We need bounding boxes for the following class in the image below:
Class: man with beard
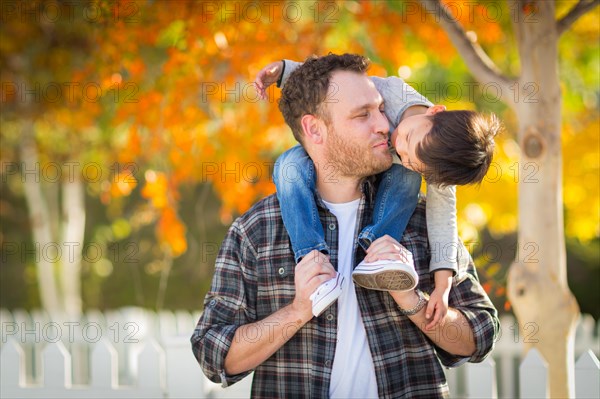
[191,53,499,398]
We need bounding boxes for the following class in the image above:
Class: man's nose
[374,110,389,136]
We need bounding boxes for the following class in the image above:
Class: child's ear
[427,105,446,115]
[300,114,326,144]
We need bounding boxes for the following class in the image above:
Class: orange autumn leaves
[97,0,510,259]
[96,1,333,256]
[74,0,596,263]
[106,162,187,259]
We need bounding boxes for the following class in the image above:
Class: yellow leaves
[454,113,599,243]
[457,131,519,237]
[463,203,488,229]
[486,262,501,278]
[157,20,187,49]
[569,219,600,242]
[407,52,428,70]
[562,117,600,241]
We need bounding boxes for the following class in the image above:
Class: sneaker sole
[352,270,416,292]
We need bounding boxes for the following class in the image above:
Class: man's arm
[224,251,335,375]
[365,235,499,363]
[191,219,335,385]
[191,222,254,386]
[391,289,475,356]
[223,304,305,375]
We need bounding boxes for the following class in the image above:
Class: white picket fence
[1,308,598,398]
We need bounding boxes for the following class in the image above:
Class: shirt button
[278,267,286,275]
[209,299,217,307]
[325,360,332,367]
[328,223,336,231]
[326,314,334,321]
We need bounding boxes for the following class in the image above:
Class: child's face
[391,105,446,173]
[391,114,431,173]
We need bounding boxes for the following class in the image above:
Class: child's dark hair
[417,111,501,185]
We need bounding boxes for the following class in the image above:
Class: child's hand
[254,61,284,100]
[425,286,450,330]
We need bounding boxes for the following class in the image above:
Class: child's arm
[426,270,452,330]
[374,74,460,325]
[369,76,433,129]
[426,184,458,274]
[275,60,434,124]
[253,59,300,99]
[254,61,284,99]
[277,60,302,88]
[423,185,459,329]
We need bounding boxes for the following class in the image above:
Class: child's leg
[358,164,422,250]
[352,164,422,292]
[274,145,329,263]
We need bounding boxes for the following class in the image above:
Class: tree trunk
[417,0,586,396]
[19,124,86,319]
[507,2,580,398]
[60,165,85,318]
[20,125,63,316]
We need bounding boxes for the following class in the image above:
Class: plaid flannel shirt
[191,180,499,398]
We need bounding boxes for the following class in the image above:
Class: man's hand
[254,61,284,100]
[224,250,335,375]
[364,234,413,264]
[364,235,422,310]
[291,250,337,322]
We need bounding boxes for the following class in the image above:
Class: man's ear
[426,105,446,115]
[300,114,326,144]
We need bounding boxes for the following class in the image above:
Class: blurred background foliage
[1,0,598,317]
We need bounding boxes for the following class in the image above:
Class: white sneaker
[352,259,418,292]
[309,273,344,317]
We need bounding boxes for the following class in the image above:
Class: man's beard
[324,125,392,179]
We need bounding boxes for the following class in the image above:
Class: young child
[255,59,499,328]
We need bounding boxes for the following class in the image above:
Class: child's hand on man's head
[254,61,284,100]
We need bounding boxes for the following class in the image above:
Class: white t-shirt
[323,199,379,399]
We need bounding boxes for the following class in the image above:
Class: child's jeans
[273,145,422,263]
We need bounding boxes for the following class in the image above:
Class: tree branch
[557,0,599,36]
[418,0,516,103]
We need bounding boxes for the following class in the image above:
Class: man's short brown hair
[278,53,370,144]
[417,111,501,186]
